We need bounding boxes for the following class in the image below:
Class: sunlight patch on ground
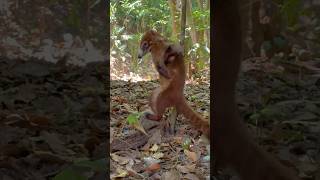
[111,71,156,82]
[111,55,158,82]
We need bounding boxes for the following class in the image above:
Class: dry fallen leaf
[143,157,160,166]
[133,119,148,136]
[152,152,164,159]
[145,163,161,173]
[41,131,69,155]
[111,153,130,165]
[141,129,162,151]
[150,144,159,152]
[122,103,135,113]
[176,164,196,174]
[127,169,145,179]
[184,173,200,180]
[28,114,50,127]
[184,149,199,162]
[162,169,181,180]
[110,167,128,178]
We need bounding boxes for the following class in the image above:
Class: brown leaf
[162,169,181,180]
[152,152,164,159]
[145,163,161,173]
[41,131,68,155]
[141,129,162,151]
[111,128,158,152]
[184,149,199,162]
[150,144,159,152]
[176,164,196,174]
[111,153,130,165]
[28,114,50,127]
[110,167,128,178]
[184,173,200,180]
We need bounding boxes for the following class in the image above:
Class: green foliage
[188,42,210,70]
[111,0,170,33]
[64,0,87,33]
[127,112,141,125]
[192,9,210,31]
[182,138,191,150]
[279,0,303,27]
[111,0,210,78]
[111,0,172,74]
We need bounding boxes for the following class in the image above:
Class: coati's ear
[165,44,183,64]
[150,29,157,34]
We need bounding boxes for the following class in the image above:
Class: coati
[213,0,300,179]
[138,30,172,79]
[138,30,210,138]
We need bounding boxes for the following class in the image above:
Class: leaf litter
[110,79,210,179]
[0,57,108,179]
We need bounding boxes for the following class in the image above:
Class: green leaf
[249,113,260,121]
[182,138,191,150]
[281,0,302,26]
[53,168,87,180]
[127,113,141,125]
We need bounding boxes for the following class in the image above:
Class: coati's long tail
[177,99,210,139]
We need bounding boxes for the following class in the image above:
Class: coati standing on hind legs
[138,30,210,138]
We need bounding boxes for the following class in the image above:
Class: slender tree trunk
[196,0,205,42]
[168,0,178,40]
[186,0,198,79]
[180,0,187,47]
[186,0,197,44]
[206,0,210,46]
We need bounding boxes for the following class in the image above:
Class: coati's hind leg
[144,87,172,121]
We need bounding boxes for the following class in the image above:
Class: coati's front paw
[156,65,171,79]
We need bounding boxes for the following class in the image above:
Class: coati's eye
[142,42,148,49]
[165,45,172,53]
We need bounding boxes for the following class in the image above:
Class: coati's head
[138,29,163,59]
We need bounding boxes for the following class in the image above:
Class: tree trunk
[180,0,187,47]
[196,0,205,42]
[206,0,210,46]
[186,0,197,44]
[186,0,198,79]
[168,0,178,40]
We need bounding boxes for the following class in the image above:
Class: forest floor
[0,56,318,180]
[110,78,210,179]
[224,57,320,179]
[110,56,320,180]
[0,57,108,179]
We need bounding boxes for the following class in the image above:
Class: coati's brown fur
[138,30,210,138]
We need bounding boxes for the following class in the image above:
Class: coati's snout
[138,41,150,59]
